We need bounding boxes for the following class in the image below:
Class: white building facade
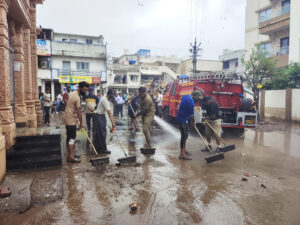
[218,49,245,75]
[245,0,299,67]
[37,30,107,100]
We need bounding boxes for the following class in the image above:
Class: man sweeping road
[176,91,202,160]
[202,96,222,153]
[93,89,116,154]
[134,87,155,150]
[63,81,89,163]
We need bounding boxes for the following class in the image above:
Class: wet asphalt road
[1,114,300,225]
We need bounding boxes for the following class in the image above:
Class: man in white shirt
[157,90,163,118]
[115,93,125,117]
[93,89,116,154]
[42,88,52,126]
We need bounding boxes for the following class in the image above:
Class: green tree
[241,47,277,110]
[265,63,300,89]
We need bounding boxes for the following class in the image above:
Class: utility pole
[190,38,201,76]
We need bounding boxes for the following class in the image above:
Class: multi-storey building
[37,30,107,100]
[103,50,180,94]
[245,0,300,67]
[218,49,245,76]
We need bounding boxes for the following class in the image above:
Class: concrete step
[6,147,61,160]
[6,155,62,170]
[14,140,60,150]
[16,134,60,143]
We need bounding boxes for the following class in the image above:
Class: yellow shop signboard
[59,76,101,84]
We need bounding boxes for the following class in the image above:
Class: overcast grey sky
[36,0,246,60]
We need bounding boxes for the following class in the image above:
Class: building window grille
[76,62,90,72]
[70,39,77,43]
[86,39,93,44]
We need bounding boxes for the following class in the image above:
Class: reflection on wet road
[1,117,300,225]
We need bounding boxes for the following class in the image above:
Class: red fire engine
[162,73,257,130]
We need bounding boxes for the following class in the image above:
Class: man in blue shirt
[176,91,202,160]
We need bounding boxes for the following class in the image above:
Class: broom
[205,121,235,152]
[81,128,110,166]
[128,103,155,154]
[194,126,224,163]
[113,128,137,164]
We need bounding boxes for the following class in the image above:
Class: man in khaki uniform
[63,81,89,163]
[135,87,155,149]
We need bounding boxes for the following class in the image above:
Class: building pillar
[23,27,37,127]
[51,80,55,101]
[259,90,265,121]
[30,6,43,126]
[9,21,28,127]
[0,123,6,182]
[0,0,16,149]
[285,88,292,122]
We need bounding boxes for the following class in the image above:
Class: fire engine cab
[162,73,258,130]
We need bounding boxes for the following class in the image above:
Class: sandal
[185,151,192,156]
[179,155,192,160]
[67,157,81,163]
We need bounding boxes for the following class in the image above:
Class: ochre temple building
[0,0,44,181]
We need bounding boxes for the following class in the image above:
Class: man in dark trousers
[84,86,99,135]
[176,91,202,160]
[93,89,116,154]
[202,96,222,152]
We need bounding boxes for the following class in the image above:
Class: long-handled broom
[81,128,110,166]
[205,121,235,152]
[194,126,224,163]
[129,103,156,154]
[113,128,137,164]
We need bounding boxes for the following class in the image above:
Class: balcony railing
[260,46,289,58]
[259,5,290,23]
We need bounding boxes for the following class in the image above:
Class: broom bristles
[205,153,224,163]
[117,156,137,164]
[90,157,110,166]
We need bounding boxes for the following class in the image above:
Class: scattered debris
[278,177,285,180]
[129,201,138,211]
[241,153,245,157]
[241,178,248,182]
[252,175,259,178]
[261,184,267,189]
[0,187,11,198]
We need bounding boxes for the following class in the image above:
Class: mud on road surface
[1,117,300,225]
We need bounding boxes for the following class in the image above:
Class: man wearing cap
[83,86,99,135]
[176,91,202,160]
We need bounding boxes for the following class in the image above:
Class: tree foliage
[263,63,300,90]
[241,47,277,108]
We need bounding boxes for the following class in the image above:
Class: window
[76,62,89,71]
[282,0,290,14]
[130,75,138,82]
[280,37,289,55]
[62,38,67,41]
[62,61,71,74]
[223,61,230,69]
[259,8,272,23]
[235,61,239,68]
[69,39,77,43]
[282,0,290,7]
[86,39,93,44]
[259,42,271,56]
[171,83,177,96]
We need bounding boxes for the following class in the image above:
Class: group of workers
[61,81,222,163]
[62,82,155,163]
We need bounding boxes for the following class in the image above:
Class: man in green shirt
[135,87,155,149]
